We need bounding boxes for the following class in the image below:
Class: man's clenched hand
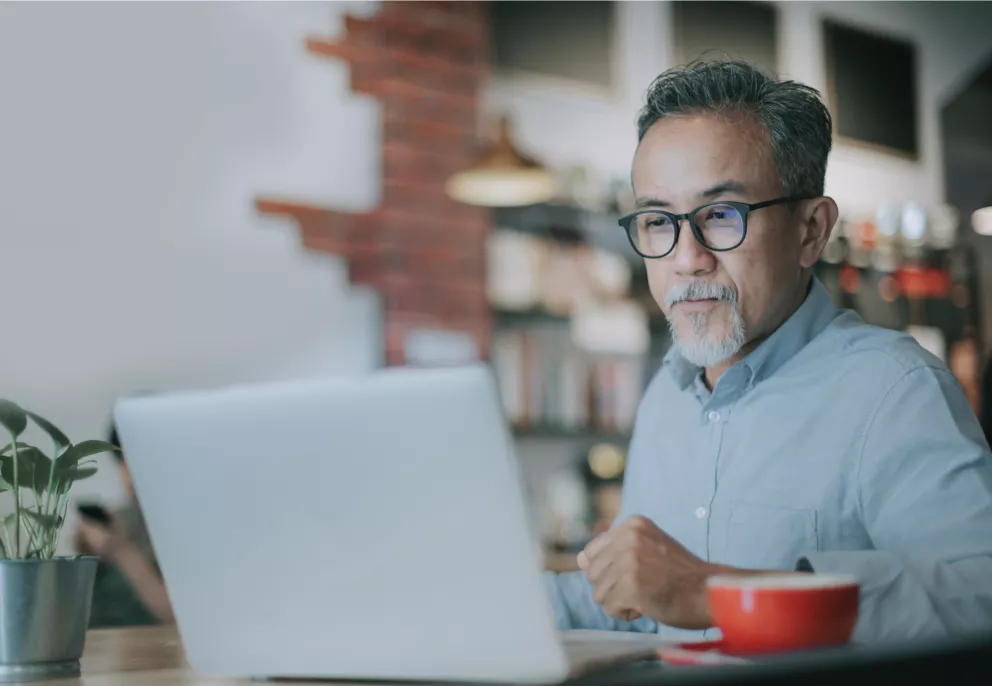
[577,515,728,629]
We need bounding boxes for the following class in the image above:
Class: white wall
[0,1,383,541]
[484,1,992,214]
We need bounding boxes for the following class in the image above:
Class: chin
[675,315,727,340]
[665,297,747,366]
[674,334,743,368]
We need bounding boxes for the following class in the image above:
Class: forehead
[632,113,778,199]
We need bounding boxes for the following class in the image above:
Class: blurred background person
[75,424,174,627]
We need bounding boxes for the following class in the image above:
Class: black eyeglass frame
[617,196,808,259]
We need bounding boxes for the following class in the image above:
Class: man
[545,60,992,643]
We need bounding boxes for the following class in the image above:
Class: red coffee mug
[706,573,860,655]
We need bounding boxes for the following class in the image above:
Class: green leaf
[57,440,117,469]
[3,509,62,533]
[0,442,31,456]
[48,464,98,494]
[0,400,28,438]
[64,466,98,481]
[0,447,53,493]
[0,454,12,490]
[25,411,70,452]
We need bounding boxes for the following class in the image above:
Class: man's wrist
[694,563,737,628]
[105,540,139,565]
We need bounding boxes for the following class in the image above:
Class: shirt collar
[665,347,699,391]
[663,276,838,391]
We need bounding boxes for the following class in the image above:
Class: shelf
[492,203,642,269]
[493,307,571,326]
[494,304,669,340]
[511,424,630,442]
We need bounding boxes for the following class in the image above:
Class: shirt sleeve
[543,571,715,641]
[800,365,992,642]
[542,570,654,631]
[543,570,678,633]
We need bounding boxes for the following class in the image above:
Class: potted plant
[0,399,117,683]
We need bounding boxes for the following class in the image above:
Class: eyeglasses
[617,196,806,259]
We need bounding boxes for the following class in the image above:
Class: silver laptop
[113,364,665,683]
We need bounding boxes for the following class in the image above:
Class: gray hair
[636,60,833,198]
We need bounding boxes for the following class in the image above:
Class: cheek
[723,251,774,329]
[646,262,672,314]
[711,253,748,311]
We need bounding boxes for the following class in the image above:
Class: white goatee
[664,282,747,368]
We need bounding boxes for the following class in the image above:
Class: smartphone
[76,502,112,526]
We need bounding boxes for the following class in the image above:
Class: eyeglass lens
[631,203,745,256]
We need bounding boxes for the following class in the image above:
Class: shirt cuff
[542,571,573,629]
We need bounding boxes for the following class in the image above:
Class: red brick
[347,236,385,258]
[444,215,488,241]
[374,8,486,56]
[306,37,359,63]
[382,178,451,208]
[301,230,348,255]
[398,146,469,175]
[388,52,472,88]
[347,258,380,287]
[255,197,331,222]
[343,15,381,49]
[406,118,475,143]
[349,62,381,96]
[381,145,465,187]
[375,208,441,236]
[446,204,490,225]
[405,245,480,267]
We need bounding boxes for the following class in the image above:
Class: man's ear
[799,196,839,269]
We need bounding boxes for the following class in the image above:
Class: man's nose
[672,219,716,276]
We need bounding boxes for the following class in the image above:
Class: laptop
[113,364,666,683]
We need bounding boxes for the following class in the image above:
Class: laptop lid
[113,364,569,683]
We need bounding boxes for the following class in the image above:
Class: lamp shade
[972,206,992,236]
[445,116,558,207]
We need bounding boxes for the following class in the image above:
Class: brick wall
[256,1,493,365]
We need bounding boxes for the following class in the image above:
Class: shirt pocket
[722,501,819,571]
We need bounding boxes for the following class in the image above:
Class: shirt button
[707,410,721,423]
[695,507,707,519]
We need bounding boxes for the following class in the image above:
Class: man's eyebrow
[634,181,750,209]
[701,181,749,197]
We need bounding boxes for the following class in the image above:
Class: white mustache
[665,282,737,309]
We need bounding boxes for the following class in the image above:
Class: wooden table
[37,627,665,685]
[44,626,670,685]
[39,626,671,685]
[36,626,295,685]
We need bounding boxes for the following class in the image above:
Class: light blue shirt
[546,276,992,643]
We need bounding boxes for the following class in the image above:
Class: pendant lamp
[972,205,992,236]
[445,115,558,208]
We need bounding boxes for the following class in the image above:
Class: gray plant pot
[0,557,98,683]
